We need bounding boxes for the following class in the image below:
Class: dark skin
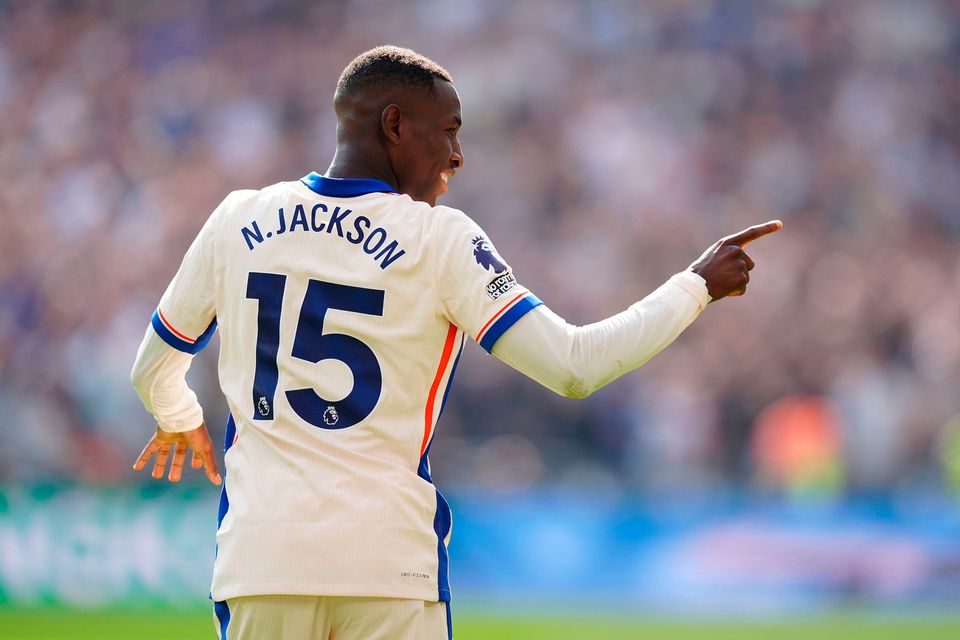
[326,78,464,207]
[133,78,780,485]
[689,220,783,300]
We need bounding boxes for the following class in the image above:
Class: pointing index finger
[723,220,783,248]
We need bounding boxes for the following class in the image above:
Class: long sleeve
[131,195,228,432]
[491,271,710,398]
[130,326,204,432]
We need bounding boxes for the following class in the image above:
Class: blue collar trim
[300,172,398,197]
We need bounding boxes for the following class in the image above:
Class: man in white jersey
[131,46,781,639]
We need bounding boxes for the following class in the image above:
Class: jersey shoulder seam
[429,205,471,319]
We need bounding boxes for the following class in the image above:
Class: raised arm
[491,221,782,397]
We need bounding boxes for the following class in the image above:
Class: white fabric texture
[492,271,710,397]
[130,329,203,432]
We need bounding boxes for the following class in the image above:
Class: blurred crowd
[1,0,958,499]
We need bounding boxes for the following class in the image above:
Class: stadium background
[1,0,959,637]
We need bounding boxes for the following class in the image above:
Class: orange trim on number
[422,323,458,457]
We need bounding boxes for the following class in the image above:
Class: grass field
[1,610,958,640]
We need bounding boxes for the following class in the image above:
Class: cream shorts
[213,594,451,640]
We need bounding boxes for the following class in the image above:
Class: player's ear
[381,104,402,144]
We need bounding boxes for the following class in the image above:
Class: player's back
[206,174,462,602]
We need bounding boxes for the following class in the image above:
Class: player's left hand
[689,220,783,300]
[133,423,222,485]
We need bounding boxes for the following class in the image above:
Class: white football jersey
[149,173,541,603]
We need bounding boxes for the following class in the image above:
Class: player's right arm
[130,330,221,484]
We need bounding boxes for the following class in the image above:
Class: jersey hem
[211,582,451,604]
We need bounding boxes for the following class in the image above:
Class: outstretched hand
[133,423,222,485]
[689,220,783,301]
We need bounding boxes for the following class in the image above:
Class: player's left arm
[490,221,782,397]
[491,272,708,398]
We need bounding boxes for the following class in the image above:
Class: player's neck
[324,148,398,191]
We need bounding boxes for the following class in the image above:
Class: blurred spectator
[939,414,960,496]
[0,0,957,499]
[751,395,843,499]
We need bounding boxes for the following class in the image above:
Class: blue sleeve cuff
[478,294,542,353]
[151,310,218,354]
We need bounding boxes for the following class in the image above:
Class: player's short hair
[335,46,453,104]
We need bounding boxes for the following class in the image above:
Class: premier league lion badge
[472,236,508,274]
[323,405,339,426]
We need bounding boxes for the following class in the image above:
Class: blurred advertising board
[1,485,958,612]
[0,485,216,608]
